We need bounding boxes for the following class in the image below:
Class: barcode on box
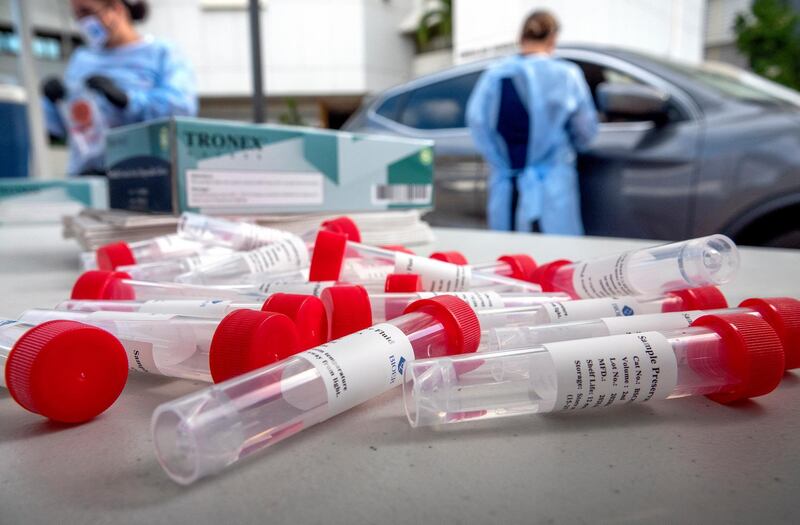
[372,184,432,205]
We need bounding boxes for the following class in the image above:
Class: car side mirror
[597,82,670,120]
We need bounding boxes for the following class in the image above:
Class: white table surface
[1,224,798,525]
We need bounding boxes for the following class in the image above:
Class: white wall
[454,0,706,65]
[139,0,415,97]
[706,0,749,46]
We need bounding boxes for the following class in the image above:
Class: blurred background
[2,0,799,246]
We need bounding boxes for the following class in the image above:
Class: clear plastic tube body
[348,242,541,293]
[0,320,35,389]
[94,276,265,302]
[405,326,747,426]
[151,309,468,485]
[369,291,570,322]
[547,235,739,298]
[469,261,515,277]
[177,212,311,250]
[55,299,262,318]
[80,252,98,271]
[175,236,311,285]
[124,235,206,265]
[117,249,233,282]
[487,307,750,352]
[16,310,219,382]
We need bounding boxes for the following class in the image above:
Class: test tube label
[235,223,296,251]
[601,311,706,334]
[294,323,415,415]
[118,338,160,374]
[571,253,636,298]
[540,297,648,324]
[241,236,309,274]
[546,331,677,411]
[343,259,394,281]
[394,253,471,292]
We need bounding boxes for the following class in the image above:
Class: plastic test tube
[310,231,542,293]
[70,270,267,302]
[0,319,128,422]
[16,309,302,384]
[116,248,234,282]
[150,295,481,485]
[486,298,800,366]
[421,251,541,285]
[534,235,740,299]
[95,235,207,271]
[404,313,786,427]
[177,213,361,251]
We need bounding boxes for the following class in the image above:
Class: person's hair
[98,0,149,22]
[520,10,559,42]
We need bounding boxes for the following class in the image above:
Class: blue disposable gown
[43,36,198,174]
[467,54,598,234]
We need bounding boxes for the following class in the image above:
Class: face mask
[78,15,109,50]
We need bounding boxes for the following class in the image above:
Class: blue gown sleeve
[42,96,66,138]
[466,68,510,170]
[125,44,198,121]
[566,65,599,152]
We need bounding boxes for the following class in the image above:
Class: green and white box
[105,117,435,215]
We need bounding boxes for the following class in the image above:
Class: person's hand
[86,75,129,109]
[42,77,66,104]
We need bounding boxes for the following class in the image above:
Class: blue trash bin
[0,84,30,178]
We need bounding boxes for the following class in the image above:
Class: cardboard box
[105,117,435,215]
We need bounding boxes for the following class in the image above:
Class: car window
[398,71,483,130]
[570,59,687,123]
[375,92,407,121]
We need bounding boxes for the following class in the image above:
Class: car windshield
[642,55,800,108]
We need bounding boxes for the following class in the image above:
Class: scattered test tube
[486,297,800,368]
[0,319,127,422]
[95,235,207,271]
[71,270,267,302]
[116,248,234,282]
[177,213,360,250]
[150,295,481,485]
[404,313,785,427]
[431,251,539,283]
[310,231,542,293]
[16,309,302,383]
[534,235,740,298]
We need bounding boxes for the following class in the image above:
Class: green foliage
[278,98,304,126]
[416,0,452,51]
[734,0,800,90]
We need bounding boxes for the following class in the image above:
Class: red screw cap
[385,273,423,293]
[320,285,373,340]
[71,270,135,300]
[667,287,728,311]
[309,230,348,282]
[5,320,128,423]
[321,216,361,243]
[739,297,800,370]
[261,293,328,350]
[497,254,538,282]
[691,313,785,403]
[530,259,572,292]
[430,251,468,265]
[95,241,136,271]
[403,295,481,357]
[209,310,300,383]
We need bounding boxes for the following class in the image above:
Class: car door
[561,50,703,240]
[365,67,489,228]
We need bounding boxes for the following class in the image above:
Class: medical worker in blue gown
[42,0,197,175]
[467,10,598,234]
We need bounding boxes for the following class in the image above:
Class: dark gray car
[344,46,800,248]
